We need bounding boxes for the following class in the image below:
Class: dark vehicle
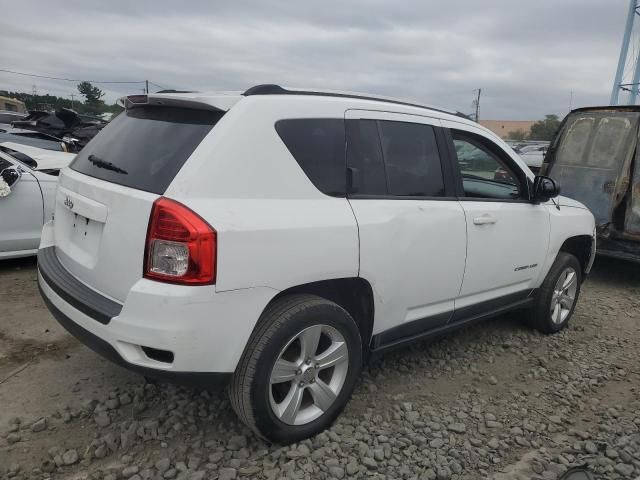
[11,108,108,151]
[542,105,640,262]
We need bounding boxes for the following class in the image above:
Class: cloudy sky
[0,1,634,119]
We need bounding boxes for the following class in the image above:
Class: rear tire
[528,252,582,334]
[229,294,362,444]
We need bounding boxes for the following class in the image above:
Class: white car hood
[557,195,588,210]
[0,141,75,170]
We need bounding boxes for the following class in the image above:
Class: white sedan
[517,144,549,173]
[0,142,75,259]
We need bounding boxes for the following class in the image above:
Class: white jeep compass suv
[38,85,596,443]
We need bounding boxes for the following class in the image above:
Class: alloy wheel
[550,266,578,324]
[269,324,349,425]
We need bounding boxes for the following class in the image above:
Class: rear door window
[378,121,445,197]
[70,106,223,194]
[347,119,446,197]
[275,119,346,196]
[346,119,387,195]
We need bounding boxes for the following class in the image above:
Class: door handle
[473,214,497,225]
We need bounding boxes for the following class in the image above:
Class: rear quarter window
[70,106,223,194]
[275,118,346,196]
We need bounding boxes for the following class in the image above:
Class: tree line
[1,81,123,115]
[507,114,561,141]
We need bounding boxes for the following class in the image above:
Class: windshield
[0,146,37,169]
[70,106,223,194]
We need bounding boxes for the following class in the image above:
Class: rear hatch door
[53,102,224,303]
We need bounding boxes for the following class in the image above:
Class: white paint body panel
[454,201,550,307]
[351,198,467,333]
[37,92,595,374]
[536,200,596,285]
[166,97,360,292]
[0,170,42,255]
[53,168,158,302]
[0,148,65,259]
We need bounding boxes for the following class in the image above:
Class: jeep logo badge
[64,197,74,210]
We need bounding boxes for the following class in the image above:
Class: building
[0,96,27,113]
[480,120,536,139]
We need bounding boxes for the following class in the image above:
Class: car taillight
[144,197,216,285]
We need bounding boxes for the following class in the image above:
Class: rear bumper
[38,285,230,388]
[37,245,278,381]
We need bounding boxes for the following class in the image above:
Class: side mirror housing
[532,175,560,203]
[0,167,22,197]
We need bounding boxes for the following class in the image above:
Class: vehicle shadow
[0,256,37,272]
[587,255,640,288]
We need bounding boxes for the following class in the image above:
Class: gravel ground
[1,256,640,480]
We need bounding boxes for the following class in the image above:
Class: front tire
[529,252,582,334]
[229,294,363,443]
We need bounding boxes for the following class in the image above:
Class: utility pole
[569,91,573,111]
[145,80,149,94]
[70,93,75,110]
[472,88,481,122]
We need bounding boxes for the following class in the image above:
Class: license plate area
[55,206,105,269]
[71,212,91,239]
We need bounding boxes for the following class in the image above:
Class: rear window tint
[70,106,223,194]
[275,119,346,196]
[346,119,387,195]
[378,121,445,197]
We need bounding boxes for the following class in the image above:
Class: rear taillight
[144,197,216,285]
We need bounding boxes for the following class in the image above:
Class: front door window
[452,134,522,200]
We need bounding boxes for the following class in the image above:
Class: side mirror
[0,167,22,197]
[532,175,560,203]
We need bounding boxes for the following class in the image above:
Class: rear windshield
[70,106,223,194]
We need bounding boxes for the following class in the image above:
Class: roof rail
[242,84,471,120]
[155,89,196,94]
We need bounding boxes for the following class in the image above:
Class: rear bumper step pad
[37,247,122,325]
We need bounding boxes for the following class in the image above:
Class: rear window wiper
[88,154,128,174]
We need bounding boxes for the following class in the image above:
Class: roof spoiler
[122,94,224,112]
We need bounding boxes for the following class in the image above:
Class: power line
[148,81,167,90]
[0,68,146,84]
